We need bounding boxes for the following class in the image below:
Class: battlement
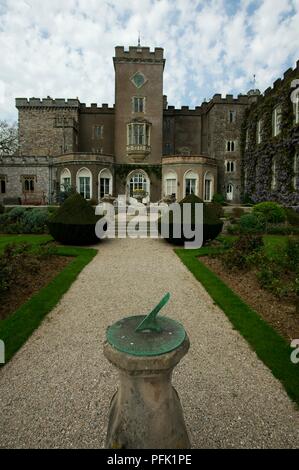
[114,46,165,66]
[210,93,249,105]
[164,105,203,115]
[79,103,115,114]
[16,98,80,108]
[262,60,299,97]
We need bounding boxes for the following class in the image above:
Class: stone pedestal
[104,337,190,449]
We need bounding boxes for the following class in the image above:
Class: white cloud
[0,0,298,121]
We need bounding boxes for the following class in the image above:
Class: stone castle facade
[0,45,298,206]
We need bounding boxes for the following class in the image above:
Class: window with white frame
[294,153,299,190]
[271,158,277,190]
[204,172,213,201]
[257,119,263,144]
[129,172,148,197]
[273,106,282,137]
[226,140,236,152]
[226,161,235,173]
[228,110,236,123]
[226,183,234,201]
[99,169,113,198]
[127,123,150,146]
[185,171,198,196]
[77,168,92,199]
[132,97,145,113]
[60,168,71,192]
[294,90,299,125]
[164,172,177,197]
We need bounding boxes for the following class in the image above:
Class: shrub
[285,208,299,226]
[158,194,223,246]
[286,237,299,274]
[20,208,49,234]
[47,193,103,245]
[241,193,254,205]
[206,202,224,219]
[0,204,4,214]
[239,213,266,233]
[221,234,263,269]
[253,202,286,224]
[212,193,225,205]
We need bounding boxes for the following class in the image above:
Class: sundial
[106,293,186,356]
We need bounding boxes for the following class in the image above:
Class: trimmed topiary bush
[47,193,103,245]
[212,193,225,205]
[239,213,266,233]
[285,207,299,226]
[253,202,286,224]
[158,194,223,246]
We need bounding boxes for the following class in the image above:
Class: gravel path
[0,237,299,448]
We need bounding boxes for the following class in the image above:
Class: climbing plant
[241,68,299,206]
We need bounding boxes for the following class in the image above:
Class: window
[226,161,235,173]
[257,119,263,144]
[99,169,113,198]
[77,168,92,199]
[0,178,6,194]
[127,123,150,146]
[227,141,236,152]
[294,90,299,125]
[132,97,145,113]
[271,158,277,190]
[185,171,198,196]
[164,172,177,197]
[164,143,171,155]
[204,172,213,202]
[226,183,234,201]
[273,106,282,137]
[22,176,35,192]
[94,125,104,139]
[129,173,147,197]
[60,168,71,191]
[294,154,299,190]
[229,110,236,123]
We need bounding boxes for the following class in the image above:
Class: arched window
[76,168,92,199]
[60,168,71,192]
[227,141,236,152]
[164,171,177,197]
[226,161,235,173]
[273,106,282,137]
[128,171,149,198]
[99,168,113,199]
[226,183,234,201]
[204,172,213,202]
[185,170,198,197]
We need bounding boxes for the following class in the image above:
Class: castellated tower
[113,46,165,164]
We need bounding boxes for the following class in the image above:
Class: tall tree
[0,121,18,155]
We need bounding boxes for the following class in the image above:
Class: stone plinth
[104,336,190,449]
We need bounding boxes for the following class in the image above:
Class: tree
[0,121,18,155]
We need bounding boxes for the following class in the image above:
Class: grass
[219,234,288,258]
[175,243,299,407]
[0,234,53,253]
[0,241,97,365]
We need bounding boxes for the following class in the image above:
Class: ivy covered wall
[241,63,299,206]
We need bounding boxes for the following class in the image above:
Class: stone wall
[16,98,80,156]
[0,155,55,204]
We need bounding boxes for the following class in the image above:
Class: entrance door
[226,183,234,201]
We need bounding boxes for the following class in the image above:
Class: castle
[0,45,298,206]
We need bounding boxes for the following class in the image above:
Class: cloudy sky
[0,0,298,122]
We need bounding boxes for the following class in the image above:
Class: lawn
[0,234,53,253]
[219,234,288,257]
[0,235,97,365]
[175,236,299,407]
